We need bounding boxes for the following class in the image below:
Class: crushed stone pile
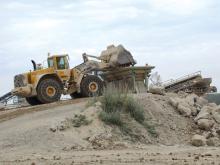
[167,92,220,147]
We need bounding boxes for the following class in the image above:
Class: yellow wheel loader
[10,45,136,105]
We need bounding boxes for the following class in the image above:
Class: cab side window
[48,58,54,68]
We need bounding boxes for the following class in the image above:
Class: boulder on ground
[169,97,179,108]
[148,86,165,95]
[197,119,214,131]
[208,103,218,108]
[191,134,206,147]
[169,97,192,117]
[213,106,220,124]
[194,106,214,121]
[196,97,209,107]
[177,103,191,117]
[206,137,220,147]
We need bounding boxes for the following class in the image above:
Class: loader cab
[47,55,70,70]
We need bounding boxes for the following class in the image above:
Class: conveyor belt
[0,92,13,103]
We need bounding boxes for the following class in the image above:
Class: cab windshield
[57,57,68,70]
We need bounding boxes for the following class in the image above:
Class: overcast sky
[0,0,219,95]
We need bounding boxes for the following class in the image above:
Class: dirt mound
[47,93,199,149]
[53,92,219,148]
[135,93,195,145]
[0,92,219,156]
[1,92,220,164]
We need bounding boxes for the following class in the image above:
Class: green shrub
[99,111,123,126]
[124,96,145,123]
[100,88,126,113]
[99,87,158,138]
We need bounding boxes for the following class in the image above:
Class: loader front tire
[37,78,62,104]
[26,97,42,106]
[80,75,103,97]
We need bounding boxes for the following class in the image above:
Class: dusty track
[0,98,88,123]
[1,146,220,164]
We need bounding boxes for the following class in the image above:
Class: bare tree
[150,72,162,87]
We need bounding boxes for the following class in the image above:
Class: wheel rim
[89,82,98,92]
[46,86,56,97]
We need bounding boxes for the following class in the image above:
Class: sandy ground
[1,146,220,165]
[0,95,220,164]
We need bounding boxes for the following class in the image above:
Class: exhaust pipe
[31,60,36,71]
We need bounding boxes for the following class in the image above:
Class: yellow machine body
[11,45,137,105]
[12,55,80,98]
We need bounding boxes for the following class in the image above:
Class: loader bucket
[100,45,136,67]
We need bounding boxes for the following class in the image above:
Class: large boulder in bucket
[100,45,136,67]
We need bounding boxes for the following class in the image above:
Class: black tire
[80,75,103,97]
[70,92,82,99]
[37,78,62,104]
[26,96,42,106]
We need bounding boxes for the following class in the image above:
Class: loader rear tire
[70,92,82,99]
[37,78,62,104]
[26,97,42,106]
[80,75,103,97]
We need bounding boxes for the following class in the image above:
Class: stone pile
[169,93,220,147]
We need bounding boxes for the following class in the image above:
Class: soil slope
[0,93,219,164]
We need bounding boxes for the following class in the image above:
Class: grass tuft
[71,114,92,127]
[142,121,158,137]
